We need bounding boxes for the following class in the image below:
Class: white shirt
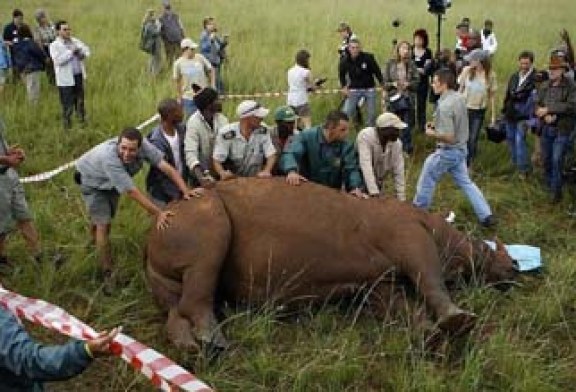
[481,30,498,55]
[287,64,311,107]
[164,132,183,174]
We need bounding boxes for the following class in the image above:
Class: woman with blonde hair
[382,40,420,154]
[458,49,497,167]
[140,9,162,76]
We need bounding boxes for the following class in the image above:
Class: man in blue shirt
[0,305,119,391]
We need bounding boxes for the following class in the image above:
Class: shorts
[291,103,311,117]
[0,171,32,234]
[80,185,120,225]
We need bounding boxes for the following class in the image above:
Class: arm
[342,142,364,191]
[545,82,576,115]
[0,309,92,382]
[212,135,236,180]
[157,159,190,195]
[73,38,90,59]
[370,54,384,86]
[184,125,202,171]
[279,132,305,174]
[426,123,456,144]
[257,134,277,177]
[357,134,380,195]
[391,142,406,201]
[338,57,348,88]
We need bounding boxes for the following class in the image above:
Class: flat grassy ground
[1,0,576,391]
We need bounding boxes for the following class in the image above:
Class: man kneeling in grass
[75,127,201,290]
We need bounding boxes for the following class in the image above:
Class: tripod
[435,13,443,54]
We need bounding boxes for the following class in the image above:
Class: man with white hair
[212,100,277,179]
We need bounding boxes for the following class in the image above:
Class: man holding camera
[200,17,228,94]
[413,69,496,227]
[49,20,90,129]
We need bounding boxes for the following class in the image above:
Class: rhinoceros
[145,178,517,350]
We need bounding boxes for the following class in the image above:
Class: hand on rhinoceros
[156,210,175,230]
[286,171,308,186]
[220,170,237,181]
[199,175,216,189]
[349,188,369,199]
[183,187,204,200]
[256,170,272,179]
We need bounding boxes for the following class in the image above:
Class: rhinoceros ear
[494,237,506,252]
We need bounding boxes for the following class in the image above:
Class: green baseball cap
[274,106,298,122]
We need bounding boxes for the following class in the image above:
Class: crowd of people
[2,5,576,389]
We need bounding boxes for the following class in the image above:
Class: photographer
[502,51,537,179]
[49,20,90,129]
[382,41,419,154]
[200,17,228,94]
[287,49,324,129]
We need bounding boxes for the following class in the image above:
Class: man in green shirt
[280,110,365,197]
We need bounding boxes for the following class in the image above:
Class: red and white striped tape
[18,114,161,184]
[0,285,213,392]
[221,86,380,100]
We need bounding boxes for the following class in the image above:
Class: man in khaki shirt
[357,112,406,200]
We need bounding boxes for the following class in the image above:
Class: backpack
[139,24,157,54]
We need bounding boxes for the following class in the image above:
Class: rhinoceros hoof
[437,309,477,335]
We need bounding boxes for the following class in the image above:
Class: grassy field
[1,0,576,391]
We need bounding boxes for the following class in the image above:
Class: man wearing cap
[75,127,201,286]
[185,86,229,185]
[338,38,384,128]
[271,106,298,152]
[413,69,496,227]
[357,112,406,200]
[173,37,215,120]
[536,52,576,203]
[49,20,90,129]
[212,100,277,179]
[280,110,365,197]
[146,98,189,207]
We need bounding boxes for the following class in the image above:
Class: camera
[428,0,451,15]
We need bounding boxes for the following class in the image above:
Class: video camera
[428,0,451,14]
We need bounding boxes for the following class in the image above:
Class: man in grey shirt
[413,69,496,227]
[75,127,200,287]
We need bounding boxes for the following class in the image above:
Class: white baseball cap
[236,100,269,119]
[180,38,198,49]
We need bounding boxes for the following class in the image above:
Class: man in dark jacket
[338,38,384,127]
[12,24,47,104]
[503,50,537,178]
[146,98,189,207]
[536,52,576,203]
[0,305,119,391]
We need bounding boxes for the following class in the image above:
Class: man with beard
[357,112,406,200]
[270,106,298,174]
[185,86,229,185]
[75,128,201,289]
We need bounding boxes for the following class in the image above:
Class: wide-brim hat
[376,112,407,129]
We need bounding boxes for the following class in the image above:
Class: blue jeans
[343,88,377,127]
[413,147,492,221]
[541,125,570,193]
[467,108,486,166]
[505,120,531,173]
[398,109,413,154]
[214,64,224,94]
[182,98,197,121]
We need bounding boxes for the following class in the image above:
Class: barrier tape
[0,285,213,392]
[221,86,380,100]
[18,114,160,184]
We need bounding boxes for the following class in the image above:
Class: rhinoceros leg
[396,233,477,334]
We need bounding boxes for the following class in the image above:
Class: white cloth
[164,132,183,174]
[49,36,90,87]
[357,127,405,200]
[287,64,311,107]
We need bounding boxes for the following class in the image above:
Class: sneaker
[480,215,498,228]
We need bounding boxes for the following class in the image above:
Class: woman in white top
[287,49,314,129]
[458,49,497,167]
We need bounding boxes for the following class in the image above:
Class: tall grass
[1,0,576,391]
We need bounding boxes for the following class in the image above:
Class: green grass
[2,0,576,391]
